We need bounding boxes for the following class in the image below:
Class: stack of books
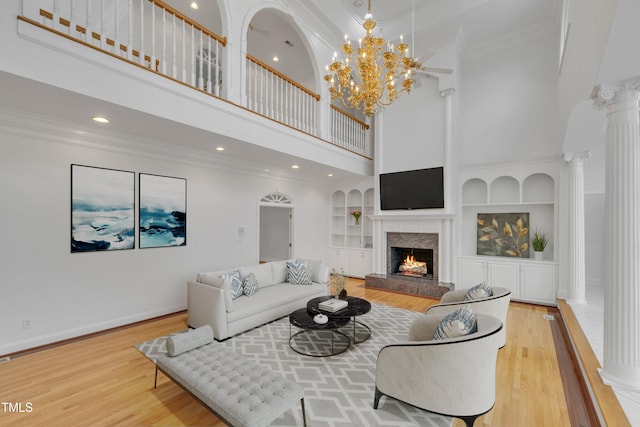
[319,298,348,313]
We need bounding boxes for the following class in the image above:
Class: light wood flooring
[0,280,578,426]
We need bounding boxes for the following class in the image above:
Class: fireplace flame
[399,254,427,275]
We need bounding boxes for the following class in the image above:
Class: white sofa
[187,259,329,340]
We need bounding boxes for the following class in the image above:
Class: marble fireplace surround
[387,232,439,279]
[366,214,455,298]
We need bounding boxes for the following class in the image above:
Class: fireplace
[386,232,439,281]
[390,247,434,278]
[366,231,449,298]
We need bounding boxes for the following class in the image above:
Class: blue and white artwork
[71,165,135,252]
[139,173,186,248]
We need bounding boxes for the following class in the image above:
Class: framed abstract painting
[71,164,135,252]
[139,173,187,248]
[477,212,530,258]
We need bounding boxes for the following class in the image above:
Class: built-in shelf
[328,186,374,277]
[458,162,560,304]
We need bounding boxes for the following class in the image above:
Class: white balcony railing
[19,0,372,158]
[23,0,226,96]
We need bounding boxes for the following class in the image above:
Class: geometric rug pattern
[136,303,453,427]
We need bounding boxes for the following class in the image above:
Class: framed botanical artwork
[71,164,135,252]
[139,173,186,248]
[477,212,530,258]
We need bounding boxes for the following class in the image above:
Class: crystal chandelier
[324,0,417,116]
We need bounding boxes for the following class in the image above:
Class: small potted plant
[532,229,548,260]
[350,210,362,225]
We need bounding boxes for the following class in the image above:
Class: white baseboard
[0,304,186,356]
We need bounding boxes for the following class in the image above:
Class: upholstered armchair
[373,313,503,427]
[425,286,511,347]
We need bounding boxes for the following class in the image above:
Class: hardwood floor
[1,279,576,427]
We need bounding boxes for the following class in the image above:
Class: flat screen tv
[380,167,444,210]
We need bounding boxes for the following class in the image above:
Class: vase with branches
[328,268,348,300]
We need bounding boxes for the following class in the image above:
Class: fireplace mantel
[371,213,455,221]
[371,212,456,284]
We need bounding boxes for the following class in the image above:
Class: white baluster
[113,0,119,54]
[207,35,212,93]
[172,14,176,78]
[189,26,194,86]
[127,0,132,60]
[86,0,91,42]
[214,39,220,96]
[161,8,166,74]
[150,2,156,68]
[139,0,144,65]
[181,19,186,82]
[70,0,76,36]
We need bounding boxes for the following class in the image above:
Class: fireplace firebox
[390,246,434,278]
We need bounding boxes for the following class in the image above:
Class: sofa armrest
[187,281,229,340]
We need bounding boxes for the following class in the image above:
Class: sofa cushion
[243,273,259,297]
[166,325,213,357]
[228,282,325,323]
[433,305,478,340]
[198,273,233,312]
[270,260,292,284]
[220,269,243,299]
[464,282,493,301]
[297,258,325,283]
[286,261,312,285]
[240,263,274,288]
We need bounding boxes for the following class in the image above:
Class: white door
[259,205,292,262]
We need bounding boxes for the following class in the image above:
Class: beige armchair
[373,313,503,427]
[425,286,511,347]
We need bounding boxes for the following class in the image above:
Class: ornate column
[593,79,640,390]
[564,151,590,304]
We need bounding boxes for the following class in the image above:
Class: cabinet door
[487,261,520,298]
[325,248,349,273]
[521,263,557,304]
[458,258,486,288]
[349,250,372,279]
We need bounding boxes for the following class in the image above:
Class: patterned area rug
[135,303,452,427]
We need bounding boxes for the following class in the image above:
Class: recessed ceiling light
[190,2,199,10]
[328,173,334,177]
[292,165,299,169]
[215,146,225,151]
[92,116,110,124]
[272,56,279,62]
[264,169,270,172]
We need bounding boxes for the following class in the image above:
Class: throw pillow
[464,282,493,301]
[433,305,478,340]
[286,261,312,285]
[220,269,243,299]
[243,273,259,297]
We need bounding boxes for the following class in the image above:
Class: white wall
[460,34,561,166]
[380,78,445,173]
[585,193,605,287]
[0,109,329,354]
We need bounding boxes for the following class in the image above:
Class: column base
[599,368,640,391]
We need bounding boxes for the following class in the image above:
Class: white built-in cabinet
[327,187,374,278]
[458,162,560,305]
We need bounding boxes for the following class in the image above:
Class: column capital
[592,78,640,109]
[440,88,455,97]
[563,150,591,165]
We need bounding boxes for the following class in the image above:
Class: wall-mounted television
[380,167,444,210]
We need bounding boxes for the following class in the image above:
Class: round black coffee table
[289,308,351,357]
[307,296,372,344]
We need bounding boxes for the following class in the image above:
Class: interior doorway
[259,193,293,262]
